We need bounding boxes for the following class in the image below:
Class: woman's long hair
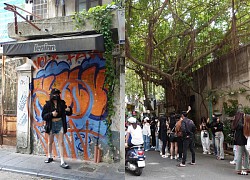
[201,117,206,124]
[232,112,244,130]
[244,114,250,137]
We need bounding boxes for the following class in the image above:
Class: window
[32,0,48,19]
[77,0,102,12]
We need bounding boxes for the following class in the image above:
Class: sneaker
[208,152,211,155]
[162,155,167,158]
[230,160,236,165]
[203,152,207,154]
[237,170,248,175]
[177,163,186,167]
[145,149,149,151]
[44,158,53,163]
[189,162,196,165]
[174,155,177,159]
[60,162,69,169]
[151,146,155,148]
[170,156,173,159]
[160,152,162,156]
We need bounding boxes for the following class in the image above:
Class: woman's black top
[42,99,72,134]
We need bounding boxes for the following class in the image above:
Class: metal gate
[0,56,25,146]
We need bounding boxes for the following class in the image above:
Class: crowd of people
[125,105,250,175]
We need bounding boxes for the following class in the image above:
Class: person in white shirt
[125,117,144,148]
[142,117,151,151]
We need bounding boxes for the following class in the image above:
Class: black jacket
[181,117,196,138]
[209,121,223,135]
[233,118,247,146]
[42,99,72,134]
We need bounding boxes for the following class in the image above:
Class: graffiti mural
[31,52,108,160]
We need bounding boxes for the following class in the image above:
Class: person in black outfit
[178,111,196,167]
[207,115,218,156]
[42,88,72,169]
[231,108,249,175]
[159,115,168,158]
[150,117,156,148]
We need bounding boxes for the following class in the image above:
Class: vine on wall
[72,3,118,157]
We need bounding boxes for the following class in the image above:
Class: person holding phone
[42,88,72,169]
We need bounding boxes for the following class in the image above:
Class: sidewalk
[0,146,125,180]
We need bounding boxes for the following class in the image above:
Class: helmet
[128,117,137,123]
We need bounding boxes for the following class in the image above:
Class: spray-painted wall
[31,52,109,160]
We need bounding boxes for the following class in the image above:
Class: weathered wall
[31,52,110,161]
[193,45,250,121]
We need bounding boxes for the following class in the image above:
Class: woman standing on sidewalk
[159,115,169,158]
[142,117,151,151]
[42,88,72,169]
[244,114,250,155]
[211,116,224,160]
[200,117,211,154]
[169,113,178,159]
[232,108,249,175]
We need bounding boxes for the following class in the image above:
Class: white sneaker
[160,152,162,156]
[203,152,207,154]
[162,155,167,158]
[174,155,177,159]
[230,160,236,165]
[170,156,173,159]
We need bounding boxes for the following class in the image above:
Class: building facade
[2,0,125,162]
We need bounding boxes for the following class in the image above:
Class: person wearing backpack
[177,111,196,167]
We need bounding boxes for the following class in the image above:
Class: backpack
[183,119,196,137]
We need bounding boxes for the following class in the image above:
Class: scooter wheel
[134,167,143,176]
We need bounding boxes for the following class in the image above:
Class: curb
[0,165,124,180]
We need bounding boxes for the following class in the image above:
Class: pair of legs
[177,137,183,160]
[170,141,178,159]
[155,135,160,151]
[215,131,224,159]
[47,127,66,166]
[201,131,210,154]
[235,145,249,174]
[143,135,150,151]
[212,134,217,156]
[181,137,195,165]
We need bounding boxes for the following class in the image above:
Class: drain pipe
[1,54,5,145]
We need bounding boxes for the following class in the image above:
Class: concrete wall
[7,1,118,40]
[193,45,250,121]
[30,52,110,161]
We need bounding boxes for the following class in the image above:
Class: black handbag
[168,125,177,141]
[203,131,208,137]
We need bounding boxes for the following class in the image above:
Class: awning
[3,34,105,57]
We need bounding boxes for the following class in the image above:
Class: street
[0,171,50,180]
[125,147,249,180]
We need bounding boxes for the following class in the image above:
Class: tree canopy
[125,0,250,111]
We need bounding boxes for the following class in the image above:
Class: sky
[0,0,26,44]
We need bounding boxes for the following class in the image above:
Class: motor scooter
[125,145,146,176]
